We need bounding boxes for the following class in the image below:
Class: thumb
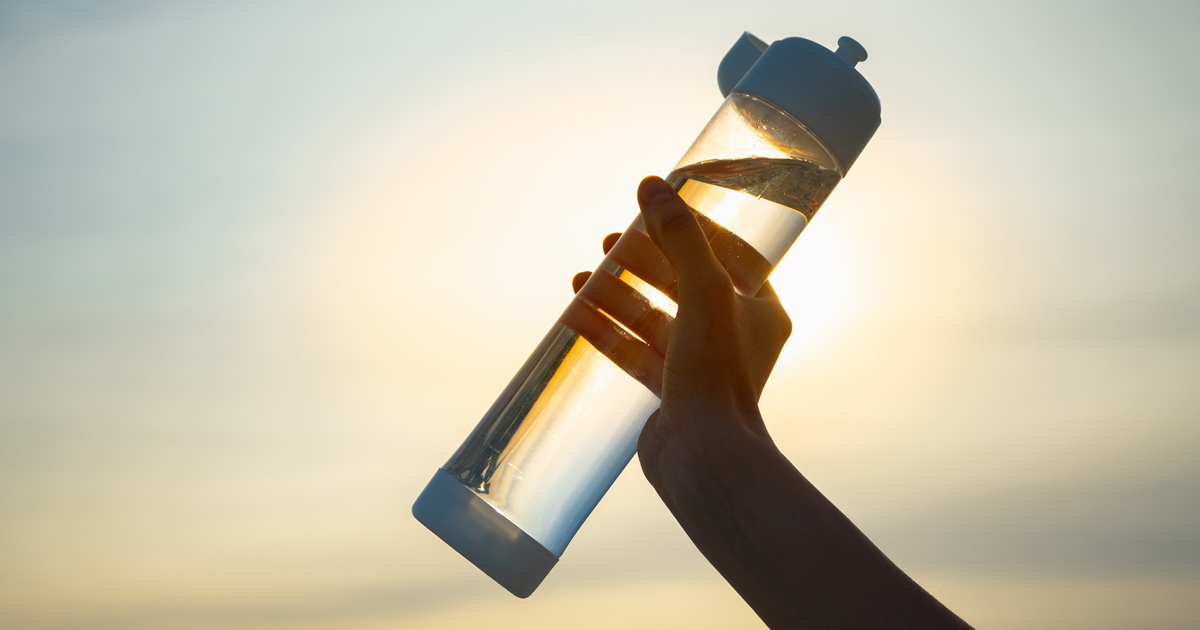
[637,176,730,302]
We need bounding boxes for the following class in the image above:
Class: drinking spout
[834,36,868,67]
[718,32,768,97]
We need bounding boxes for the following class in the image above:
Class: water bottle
[413,32,882,597]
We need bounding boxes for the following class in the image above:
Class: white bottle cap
[719,33,882,173]
[412,469,558,597]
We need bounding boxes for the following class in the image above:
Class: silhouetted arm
[581,176,972,630]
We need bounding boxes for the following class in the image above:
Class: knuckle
[683,277,735,314]
[634,307,670,341]
[698,270,735,298]
[657,206,694,237]
[633,309,658,336]
[777,310,793,340]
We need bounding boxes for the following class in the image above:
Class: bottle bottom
[412,468,559,598]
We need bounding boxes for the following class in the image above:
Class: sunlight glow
[768,210,861,363]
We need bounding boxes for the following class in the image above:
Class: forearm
[645,413,971,630]
[630,179,968,628]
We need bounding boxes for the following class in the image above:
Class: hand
[626,176,793,478]
[562,177,790,412]
[568,176,971,630]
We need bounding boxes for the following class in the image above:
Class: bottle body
[414,92,843,596]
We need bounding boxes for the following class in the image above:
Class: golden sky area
[1,1,1198,629]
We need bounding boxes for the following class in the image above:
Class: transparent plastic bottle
[413,33,881,597]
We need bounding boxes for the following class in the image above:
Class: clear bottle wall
[442,92,843,556]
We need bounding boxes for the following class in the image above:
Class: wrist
[641,406,784,511]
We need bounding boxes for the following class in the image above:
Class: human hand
[421,166,966,625]
[561,175,805,623]
[562,175,793,471]
[566,177,971,630]
[623,175,792,482]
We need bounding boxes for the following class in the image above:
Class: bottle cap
[413,469,558,598]
[719,33,882,173]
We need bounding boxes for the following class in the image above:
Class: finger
[602,232,621,255]
[560,298,663,398]
[637,176,731,303]
[572,271,592,294]
[742,279,793,398]
[750,279,793,346]
[693,213,773,296]
[578,269,673,355]
[609,214,770,299]
[752,279,791,335]
[605,229,678,300]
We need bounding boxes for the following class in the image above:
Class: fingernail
[638,176,675,206]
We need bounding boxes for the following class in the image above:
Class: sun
[767,211,861,365]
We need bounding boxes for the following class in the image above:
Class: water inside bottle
[443,156,839,556]
[669,156,840,276]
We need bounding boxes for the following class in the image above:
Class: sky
[1,1,1199,628]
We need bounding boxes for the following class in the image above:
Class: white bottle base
[412,468,559,598]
